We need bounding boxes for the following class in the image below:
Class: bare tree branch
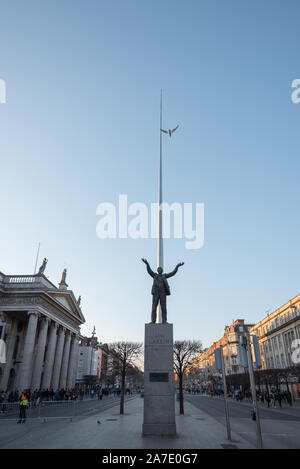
[173,340,202,414]
[107,341,143,414]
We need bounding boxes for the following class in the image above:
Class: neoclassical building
[0,262,85,392]
[250,294,300,370]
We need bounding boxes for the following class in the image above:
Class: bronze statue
[142,258,184,323]
[37,258,48,275]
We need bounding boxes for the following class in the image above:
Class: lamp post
[89,326,96,379]
[242,333,263,449]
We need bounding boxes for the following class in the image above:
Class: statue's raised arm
[165,262,184,279]
[142,259,184,323]
[141,258,156,278]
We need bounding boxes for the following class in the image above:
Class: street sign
[252,335,262,369]
[214,347,222,371]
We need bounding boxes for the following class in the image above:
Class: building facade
[199,320,254,376]
[222,319,254,375]
[250,294,300,370]
[187,320,254,392]
[0,267,85,392]
[76,342,98,383]
[250,294,300,397]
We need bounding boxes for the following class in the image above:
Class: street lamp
[89,326,96,383]
[240,334,263,449]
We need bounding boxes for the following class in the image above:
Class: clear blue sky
[1,0,300,348]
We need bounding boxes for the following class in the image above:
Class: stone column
[66,335,79,389]
[0,320,17,391]
[17,311,39,392]
[41,322,58,390]
[72,336,80,386]
[51,326,66,390]
[30,317,50,390]
[59,330,71,389]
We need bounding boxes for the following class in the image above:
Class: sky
[1,0,300,349]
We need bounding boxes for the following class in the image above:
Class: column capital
[40,316,51,325]
[27,311,40,319]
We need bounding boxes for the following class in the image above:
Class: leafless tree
[107,342,143,414]
[173,340,202,414]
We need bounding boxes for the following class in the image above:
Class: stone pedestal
[142,323,176,436]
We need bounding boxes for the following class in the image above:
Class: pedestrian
[271,393,276,408]
[17,393,28,424]
[265,391,270,407]
[1,391,8,413]
[277,392,282,408]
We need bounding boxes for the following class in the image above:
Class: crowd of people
[233,389,293,407]
[0,385,135,423]
[184,386,295,408]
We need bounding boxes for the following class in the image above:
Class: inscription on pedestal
[149,372,169,382]
[148,333,173,345]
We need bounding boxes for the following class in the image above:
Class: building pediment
[48,290,85,324]
[0,271,85,329]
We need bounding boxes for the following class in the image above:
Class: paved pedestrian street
[0,395,300,449]
[0,395,254,449]
[1,393,300,449]
[185,394,300,449]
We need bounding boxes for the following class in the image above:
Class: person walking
[277,392,282,408]
[17,393,29,424]
[271,392,276,408]
[1,391,8,413]
[265,391,270,408]
[287,390,293,406]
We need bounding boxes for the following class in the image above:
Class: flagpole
[157,90,163,323]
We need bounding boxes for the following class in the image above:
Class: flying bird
[160,125,179,137]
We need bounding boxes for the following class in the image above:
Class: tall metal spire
[157,90,164,323]
[157,89,164,271]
